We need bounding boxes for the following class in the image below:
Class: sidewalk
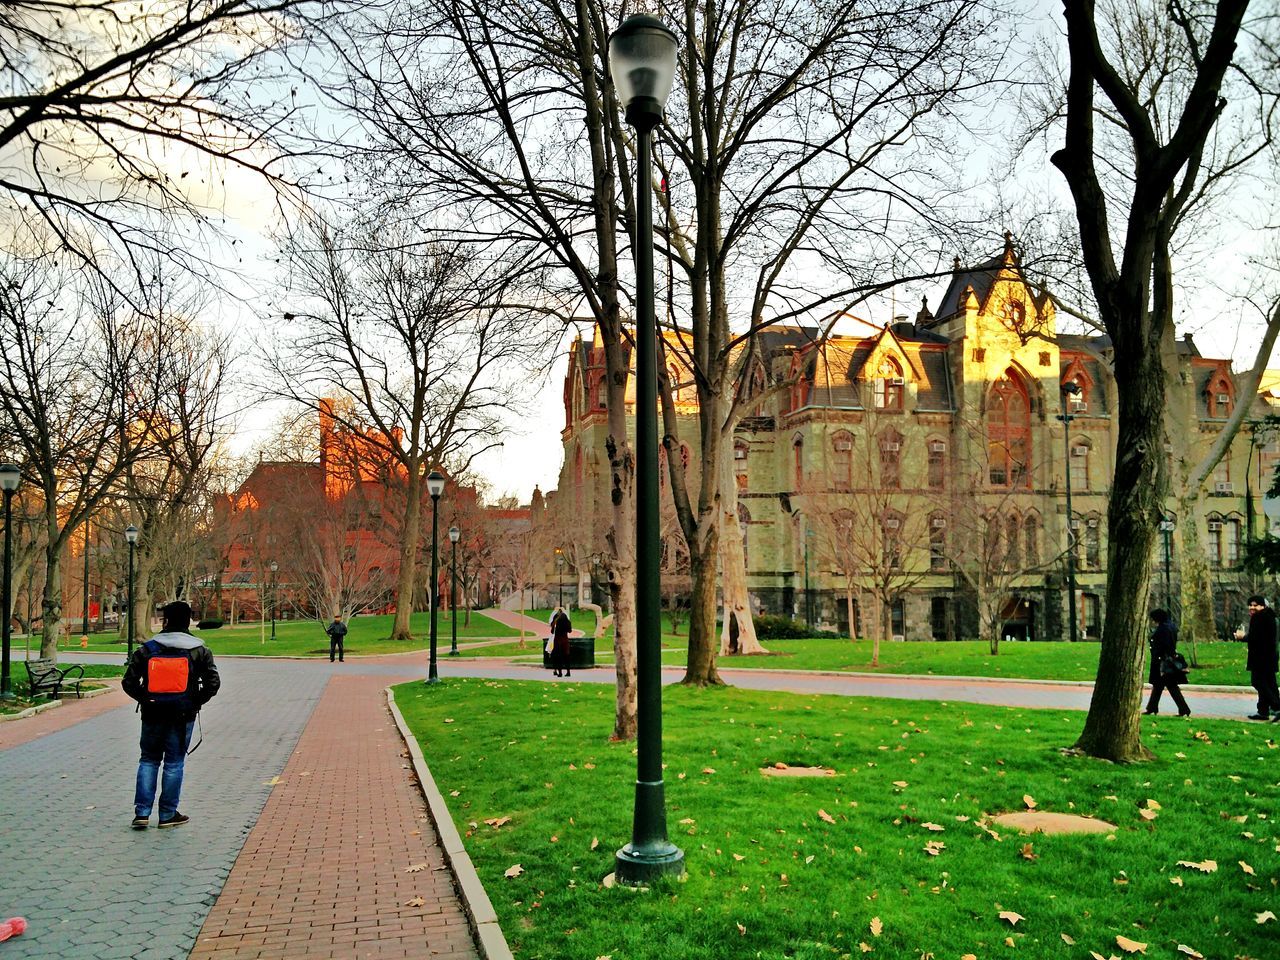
[188,672,481,960]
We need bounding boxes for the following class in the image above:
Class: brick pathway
[188,673,480,960]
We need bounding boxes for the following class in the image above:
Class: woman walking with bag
[550,606,573,678]
[1143,608,1191,717]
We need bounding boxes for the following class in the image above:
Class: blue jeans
[134,717,194,820]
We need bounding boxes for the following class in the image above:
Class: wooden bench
[23,659,85,700]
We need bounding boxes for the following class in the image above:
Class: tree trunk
[845,587,858,641]
[1072,353,1163,762]
[391,471,423,642]
[1176,497,1216,651]
[682,530,724,686]
[717,457,765,656]
[872,598,886,667]
[40,540,63,660]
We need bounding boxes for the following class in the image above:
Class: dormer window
[874,356,905,410]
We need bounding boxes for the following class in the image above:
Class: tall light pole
[1058,383,1080,644]
[448,525,460,656]
[269,560,279,641]
[0,464,21,701]
[426,470,446,684]
[804,526,813,629]
[82,518,91,639]
[125,524,139,660]
[1160,515,1175,613]
[555,549,564,608]
[609,14,685,885]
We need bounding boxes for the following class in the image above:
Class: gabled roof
[927,235,1053,325]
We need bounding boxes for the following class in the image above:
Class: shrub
[750,614,841,639]
[197,619,224,630]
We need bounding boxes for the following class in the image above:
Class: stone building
[546,239,1271,641]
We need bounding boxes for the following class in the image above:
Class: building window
[1005,513,1021,569]
[1207,377,1233,418]
[831,431,853,491]
[1070,437,1091,491]
[734,439,749,493]
[883,512,903,570]
[1225,518,1241,568]
[1082,593,1101,640]
[1023,513,1039,566]
[931,597,949,641]
[890,598,906,639]
[929,516,947,570]
[1085,516,1101,570]
[873,356,905,410]
[927,439,946,488]
[987,371,1031,487]
[880,430,902,489]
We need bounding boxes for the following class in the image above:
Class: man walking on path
[122,600,221,828]
[1234,595,1280,721]
[326,613,348,663]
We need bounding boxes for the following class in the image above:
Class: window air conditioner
[1215,393,1231,405]
[928,441,946,453]
[889,377,905,386]
[884,518,900,530]
[834,438,853,451]
[883,442,901,452]
[1207,520,1222,531]
[1069,398,1087,412]
[1071,445,1089,457]
[931,518,947,528]
[1087,517,1099,528]
[1070,519,1081,529]
[734,447,747,460]
[1214,481,1233,494]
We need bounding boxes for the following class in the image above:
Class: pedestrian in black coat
[1143,609,1190,717]
[1234,595,1280,721]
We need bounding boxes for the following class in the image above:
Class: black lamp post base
[425,675,441,685]
[0,691,15,702]
[449,650,460,656]
[614,841,686,885]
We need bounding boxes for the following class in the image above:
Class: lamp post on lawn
[426,471,446,684]
[448,525,460,656]
[269,560,278,641]
[555,549,564,608]
[803,526,814,630]
[0,463,21,701]
[1160,516,1176,613]
[608,13,685,885]
[125,524,139,660]
[1058,382,1080,644]
[82,517,91,640]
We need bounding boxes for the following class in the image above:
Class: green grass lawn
[70,611,519,657]
[394,679,1277,960]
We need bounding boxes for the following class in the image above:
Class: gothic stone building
[548,242,1269,641]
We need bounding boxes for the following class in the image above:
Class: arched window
[926,438,946,489]
[1005,512,1021,569]
[879,429,902,488]
[831,431,854,491]
[1084,514,1101,570]
[1070,437,1091,491]
[738,502,751,566]
[874,356,905,410]
[733,439,749,493]
[929,514,947,570]
[1206,373,1234,418]
[883,510,903,570]
[987,371,1032,487]
[574,446,584,512]
[1023,513,1039,566]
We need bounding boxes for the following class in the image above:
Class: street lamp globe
[448,526,460,544]
[426,470,446,499]
[609,15,679,126]
[124,524,139,544]
[0,463,20,493]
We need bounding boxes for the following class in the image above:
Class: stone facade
[544,240,1269,640]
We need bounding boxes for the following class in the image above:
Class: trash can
[543,636,596,670]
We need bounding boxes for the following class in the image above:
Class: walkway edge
[386,687,515,960]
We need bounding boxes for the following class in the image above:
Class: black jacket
[1245,606,1278,673]
[122,631,220,721]
[1148,621,1181,685]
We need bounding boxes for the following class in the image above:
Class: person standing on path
[326,613,348,663]
[1142,608,1190,717]
[550,606,572,678]
[122,600,221,829]
[1234,595,1280,721]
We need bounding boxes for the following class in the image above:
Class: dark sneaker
[158,813,190,829]
[1247,713,1269,721]
[131,816,149,830]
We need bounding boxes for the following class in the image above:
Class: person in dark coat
[550,606,572,678]
[1142,608,1190,717]
[1234,595,1280,721]
[325,613,348,663]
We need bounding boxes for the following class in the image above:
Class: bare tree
[268,215,535,642]
[1050,0,1276,760]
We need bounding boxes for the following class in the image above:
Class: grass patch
[394,679,1277,960]
[72,611,519,657]
[0,663,124,713]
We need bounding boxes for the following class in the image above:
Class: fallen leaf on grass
[504,864,524,878]
[1138,809,1158,821]
[590,837,599,850]
[818,809,836,824]
[484,816,511,828]
[1020,843,1037,861]
[1258,911,1277,924]
[1169,876,1183,886]
[404,863,428,873]
[1115,934,1147,953]
[998,910,1023,926]
[732,853,745,861]
[1175,859,1217,873]
[443,718,454,723]
[404,896,425,907]
[921,822,945,832]
[1239,861,1255,876]
[1145,799,1161,810]
[702,767,717,774]
[892,781,909,788]
[858,943,873,953]
[1061,932,1076,944]
[923,841,945,856]
[1023,794,1037,810]
[1090,953,1121,960]
[1176,945,1204,958]
[736,922,746,936]
[870,917,883,937]
[961,955,977,960]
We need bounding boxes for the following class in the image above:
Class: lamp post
[448,525,460,656]
[1058,383,1080,644]
[426,470,446,684]
[1159,516,1175,612]
[124,524,139,660]
[803,526,814,630]
[0,464,21,701]
[82,518,91,639]
[269,560,278,641]
[555,549,564,608]
[608,13,685,885]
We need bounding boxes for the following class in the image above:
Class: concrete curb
[386,688,514,960]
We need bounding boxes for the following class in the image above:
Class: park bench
[23,659,85,700]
